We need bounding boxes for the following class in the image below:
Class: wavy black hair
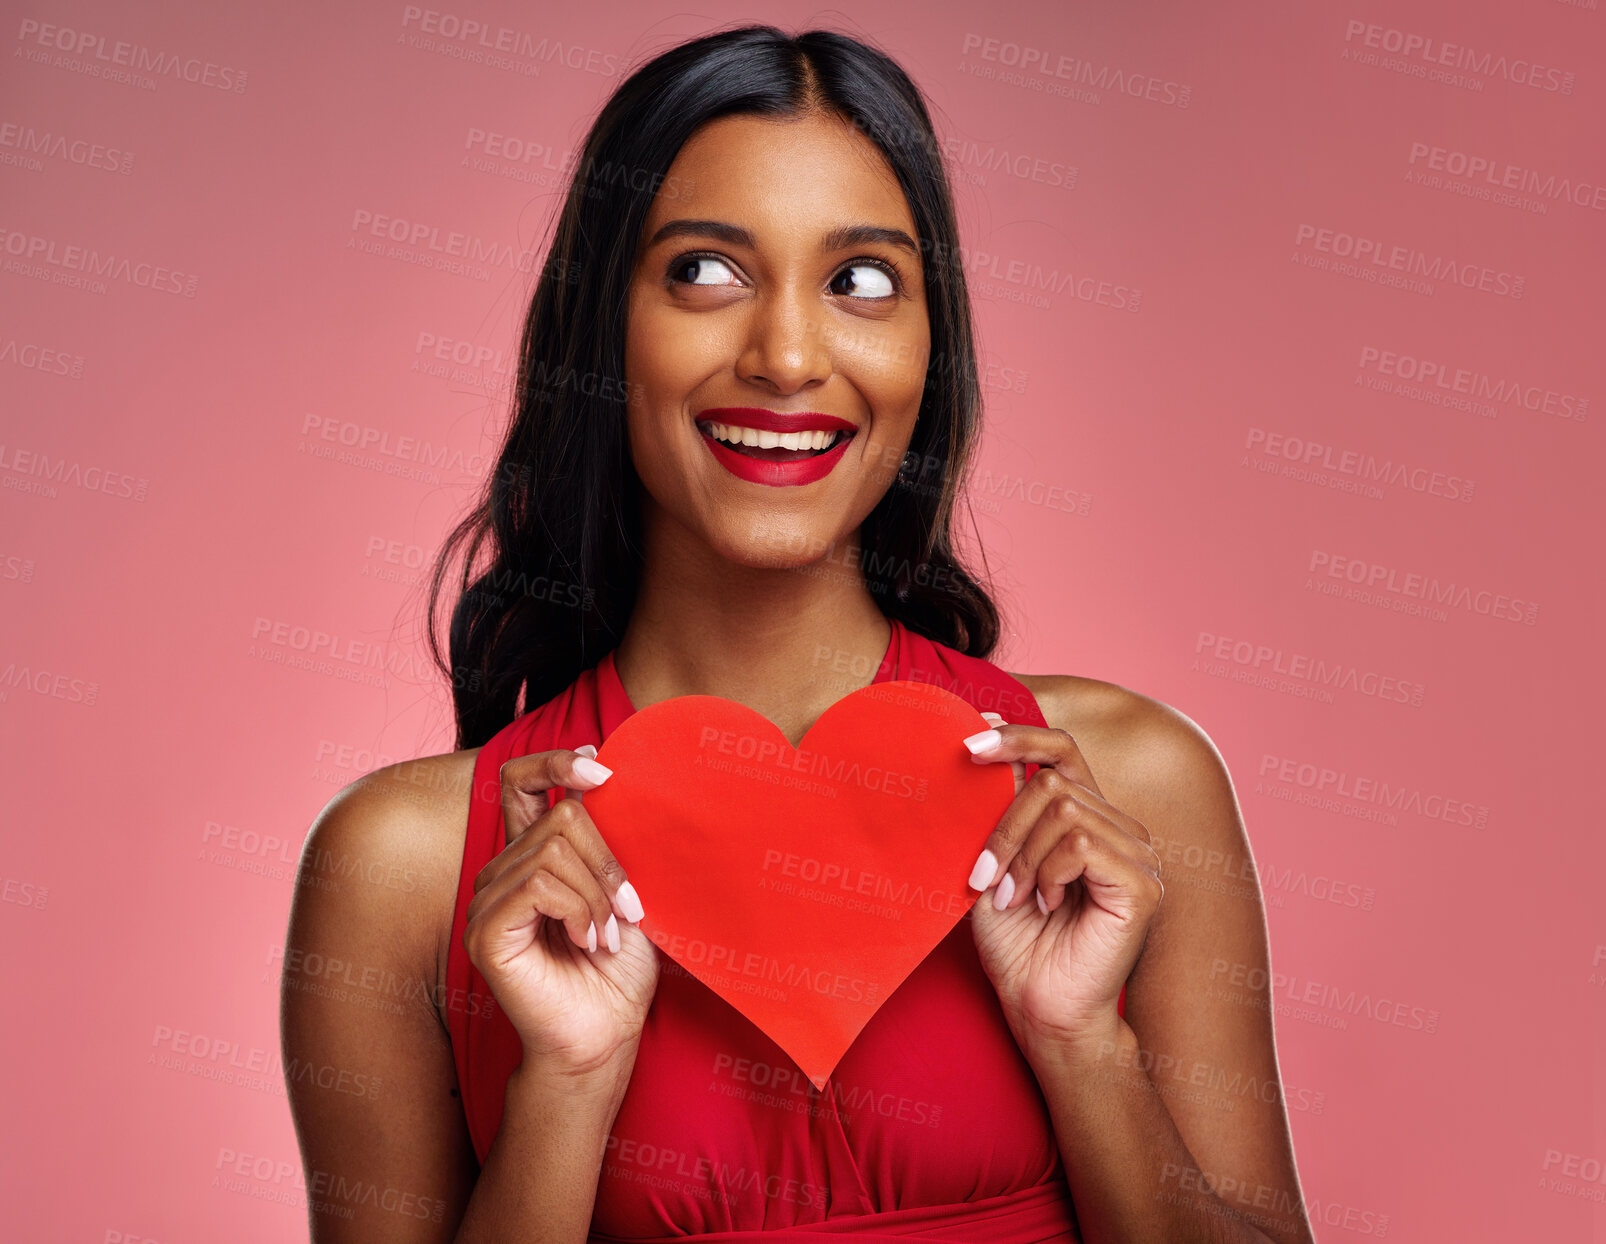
[427,23,1002,750]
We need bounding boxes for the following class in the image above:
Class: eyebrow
[645,218,920,258]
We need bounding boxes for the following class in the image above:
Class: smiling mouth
[696,419,855,462]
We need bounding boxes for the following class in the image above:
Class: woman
[282,24,1317,1244]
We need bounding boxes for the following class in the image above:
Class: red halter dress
[446,617,1124,1241]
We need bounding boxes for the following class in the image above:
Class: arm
[455,1058,638,1242]
[1029,1019,1306,1244]
[1021,687,1317,1244]
[280,765,633,1241]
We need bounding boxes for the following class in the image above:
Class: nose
[734,281,833,395]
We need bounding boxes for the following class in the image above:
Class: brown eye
[829,261,898,299]
[670,253,739,286]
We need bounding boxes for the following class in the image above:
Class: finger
[1032,820,1164,922]
[500,747,613,846]
[1008,788,1159,914]
[978,713,1027,797]
[570,744,598,807]
[966,765,1155,909]
[549,749,646,923]
[529,830,621,951]
[966,764,1068,900]
[468,855,599,955]
[540,795,646,925]
[962,722,1104,800]
[472,825,631,953]
[477,792,646,932]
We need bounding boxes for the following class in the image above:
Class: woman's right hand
[463,745,659,1074]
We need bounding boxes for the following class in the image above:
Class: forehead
[643,111,917,240]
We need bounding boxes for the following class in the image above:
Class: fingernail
[614,880,645,923]
[968,848,999,891]
[572,756,613,784]
[992,872,1015,911]
[962,728,1001,755]
[576,744,598,758]
[1035,888,1049,916]
[981,712,1006,726]
[604,913,620,953]
[586,919,597,952]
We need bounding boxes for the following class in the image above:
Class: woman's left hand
[962,712,1163,1060]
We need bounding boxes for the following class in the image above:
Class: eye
[829,260,900,300]
[668,252,741,286]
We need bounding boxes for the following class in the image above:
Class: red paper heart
[581,679,1015,1089]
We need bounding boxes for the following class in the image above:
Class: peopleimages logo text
[1343,20,1576,94]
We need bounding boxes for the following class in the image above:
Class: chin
[707,512,850,572]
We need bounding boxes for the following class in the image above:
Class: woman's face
[624,110,930,569]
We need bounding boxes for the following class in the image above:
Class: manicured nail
[981,712,1006,726]
[572,756,613,784]
[614,880,645,923]
[962,729,1002,755]
[604,913,620,953]
[992,872,1015,911]
[586,919,597,952]
[576,744,598,758]
[968,848,999,891]
[1035,888,1049,916]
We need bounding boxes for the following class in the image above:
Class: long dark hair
[428,23,1002,750]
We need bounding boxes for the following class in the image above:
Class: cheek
[839,333,928,475]
[623,314,707,489]
[623,305,686,466]
[840,328,928,410]
[628,301,732,398]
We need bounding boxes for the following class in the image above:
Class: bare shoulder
[308,747,483,888]
[297,747,484,1022]
[284,748,487,1237]
[330,747,484,852]
[1008,671,1237,823]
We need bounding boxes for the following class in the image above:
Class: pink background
[4,1,1604,1239]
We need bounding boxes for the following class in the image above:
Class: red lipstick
[695,407,858,488]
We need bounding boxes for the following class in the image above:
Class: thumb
[979,712,1027,797]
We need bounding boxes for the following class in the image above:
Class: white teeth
[705,422,841,452]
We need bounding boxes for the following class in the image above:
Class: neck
[612,505,893,746]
